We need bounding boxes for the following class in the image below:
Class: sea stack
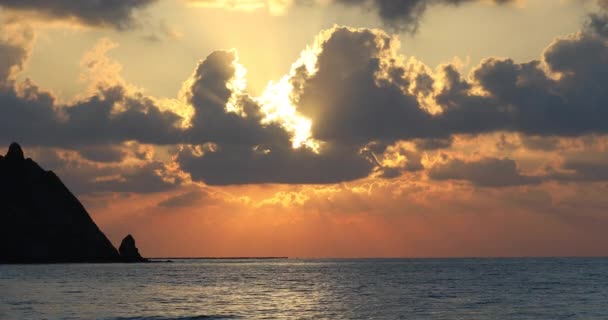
[0,142,146,263]
[119,234,149,262]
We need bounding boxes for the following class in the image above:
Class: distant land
[0,143,148,264]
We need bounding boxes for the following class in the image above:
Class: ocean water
[1,258,607,320]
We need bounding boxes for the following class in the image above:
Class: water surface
[1,258,607,319]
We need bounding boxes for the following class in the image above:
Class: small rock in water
[119,234,149,262]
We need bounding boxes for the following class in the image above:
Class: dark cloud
[176,47,376,185]
[560,160,608,182]
[588,0,608,37]
[0,35,188,196]
[294,27,437,144]
[588,13,608,37]
[0,80,59,144]
[87,161,184,194]
[429,157,542,187]
[333,0,513,33]
[62,86,184,146]
[22,147,184,195]
[0,32,185,147]
[0,42,28,84]
[0,25,33,85]
[0,83,185,148]
[178,142,374,185]
[1,33,371,186]
[78,145,127,163]
[438,32,608,137]
[291,26,608,145]
[182,42,402,185]
[3,22,608,188]
[0,0,156,30]
[520,135,560,151]
[547,152,608,183]
[428,150,608,187]
[184,50,289,146]
[414,137,453,150]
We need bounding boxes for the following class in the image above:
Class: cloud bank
[332,0,515,32]
[0,0,156,29]
[2,8,608,189]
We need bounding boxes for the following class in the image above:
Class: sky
[1,0,608,257]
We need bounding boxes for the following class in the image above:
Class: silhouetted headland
[0,142,148,264]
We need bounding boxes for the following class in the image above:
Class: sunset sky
[1,0,608,257]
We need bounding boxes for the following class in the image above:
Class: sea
[1,258,607,320]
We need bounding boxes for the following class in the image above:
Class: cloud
[519,135,560,151]
[327,0,515,33]
[0,41,28,85]
[0,30,377,186]
[187,0,515,33]
[78,145,127,163]
[559,160,608,182]
[414,137,453,150]
[429,32,608,139]
[178,142,374,185]
[183,50,290,146]
[547,150,608,183]
[175,47,375,185]
[587,0,608,37]
[288,26,608,143]
[429,157,542,187]
[0,83,185,147]
[0,37,185,148]
[291,27,437,144]
[588,13,608,37]
[23,146,186,195]
[0,0,156,30]
[3,21,608,188]
[0,24,34,85]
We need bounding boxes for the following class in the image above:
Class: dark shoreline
[150,257,289,260]
[4,257,607,265]
[0,257,289,264]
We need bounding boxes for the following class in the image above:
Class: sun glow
[187,0,266,12]
[256,34,328,152]
[226,54,248,115]
[257,77,318,151]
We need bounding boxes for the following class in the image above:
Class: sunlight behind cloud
[255,31,331,151]
[226,52,248,115]
[257,78,316,150]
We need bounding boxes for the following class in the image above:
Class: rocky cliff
[0,143,145,263]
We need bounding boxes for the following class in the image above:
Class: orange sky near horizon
[87,179,608,258]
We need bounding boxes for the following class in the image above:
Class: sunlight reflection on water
[1,258,608,319]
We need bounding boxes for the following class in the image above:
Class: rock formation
[0,143,146,263]
[119,234,149,262]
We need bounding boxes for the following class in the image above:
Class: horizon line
[149,256,608,260]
